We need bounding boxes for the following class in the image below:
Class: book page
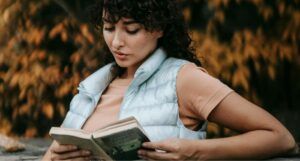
[50,127,90,139]
[93,127,149,160]
[94,117,136,133]
[93,117,148,138]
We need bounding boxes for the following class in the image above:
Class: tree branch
[52,0,84,22]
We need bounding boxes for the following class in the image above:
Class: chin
[115,61,129,68]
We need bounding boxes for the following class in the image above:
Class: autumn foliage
[0,0,299,138]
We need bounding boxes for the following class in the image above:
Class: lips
[114,51,128,60]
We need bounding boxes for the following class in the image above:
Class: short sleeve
[177,63,233,121]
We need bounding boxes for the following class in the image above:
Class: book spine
[90,137,112,160]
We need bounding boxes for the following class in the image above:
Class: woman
[42,0,296,160]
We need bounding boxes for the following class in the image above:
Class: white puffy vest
[62,48,207,141]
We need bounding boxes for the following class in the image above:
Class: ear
[153,30,163,39]
[157,30,163,38]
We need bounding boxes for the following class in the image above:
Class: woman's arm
[139,92,297,160]
[41,141,92,161]
[199,92,296,159]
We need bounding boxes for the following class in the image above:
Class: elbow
[277,129,297,155]
[284,135,298,155]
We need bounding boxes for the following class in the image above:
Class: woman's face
[102,15,163,69]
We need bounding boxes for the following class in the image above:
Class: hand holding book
[49,117,150,160]
[49,142,93,160]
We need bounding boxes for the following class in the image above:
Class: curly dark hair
[89,0,201,75]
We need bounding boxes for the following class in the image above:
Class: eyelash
[127,29,140,34]
[104,27,114,32]
[104,27,140,35]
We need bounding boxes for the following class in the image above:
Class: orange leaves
[278,1,286,16]
[292,11,300,26]
[279,44,293,61]
[267,66,276,80]
[33,28,46,46]
[182,7,191,22]
[198,36,226,75]
[1,7,10,24]
[49,22,68,42]
[56,80,72,98]
[0,0,105,138]
[9,72,20,88]
[43,65,61,85]
[259,6,273,21]
[57,103,66,117]
[42,103,54,120]
[282,11,300,45]
[0,0,21,24]
[23,27,46,46]
[232,66,250,91]
[214,10,225,23]
[207,0,228,24]
[244,44,258,60]
[25,127,37,138]
[31,50,47,61]
[42,102,66,120]
[70,51,81,64]
[0,83,3,93]
[18,104,31,116]
[208,0,230,8]
[8,59,44,90]
[49,20,97,46]
[0,119,12,135]
[80,24,95,44]
[193,25,294,92]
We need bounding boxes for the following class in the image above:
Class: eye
[103,26,115,32]
[126,29,140,35]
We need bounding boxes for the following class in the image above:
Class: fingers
[139,139,188,160]
[51,144,78,154]
[142,139,177,152]
[56,156,92,161]
[50,149,91,161]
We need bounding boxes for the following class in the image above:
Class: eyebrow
[123,20,138,25]
[102,18,138,25]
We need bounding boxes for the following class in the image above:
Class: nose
[112,31,125,50]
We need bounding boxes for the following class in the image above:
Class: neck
[120,57,145,79]
[120,65,140,79]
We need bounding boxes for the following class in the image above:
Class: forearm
[194,130,296,160]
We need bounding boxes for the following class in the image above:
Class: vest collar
[78,63,114,96]
[78,47,167,95]
[131,48,167,87]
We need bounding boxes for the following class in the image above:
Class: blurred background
[0,0,299,143]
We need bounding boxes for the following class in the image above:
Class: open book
[49,116,150,160]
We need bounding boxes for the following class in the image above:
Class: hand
[138,138,200,161]
[50,143,92,161]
